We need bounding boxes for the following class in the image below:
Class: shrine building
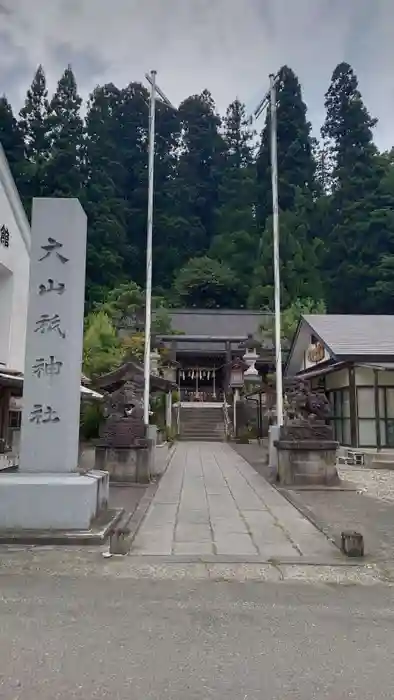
[157,308,275,401]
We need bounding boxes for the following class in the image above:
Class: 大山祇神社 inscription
[39,237,69,264]
[34,313,66,339]
[19,198,88,475]
[39,279,65,295]
[29,404,60,424]
[0,224,10,247]
[32,356,63,378]
[29,237,68,425]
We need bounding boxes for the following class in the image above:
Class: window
[378,388,394,447]
[8,411,21,430]
[357,387,376,447]
[328,389,351,446]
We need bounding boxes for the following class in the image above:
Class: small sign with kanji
[0,225,10,248]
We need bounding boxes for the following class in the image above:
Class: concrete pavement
[1,574,394,699]
[132,442,339,560]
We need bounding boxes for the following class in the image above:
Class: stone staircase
[179,404,226,442]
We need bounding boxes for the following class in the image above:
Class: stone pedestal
[95,441,154,484]
[0,472,109,530]
[275,439,339,486]
[275,421,339,486]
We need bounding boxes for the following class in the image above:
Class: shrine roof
[94,360,177,393]
[167,309,273,353]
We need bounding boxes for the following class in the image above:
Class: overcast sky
[0,0,392,149]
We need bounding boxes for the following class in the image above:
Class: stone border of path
[0,546,385,585]
[124,445,177,547]
[231,443,358,558]
[275,486,344,553]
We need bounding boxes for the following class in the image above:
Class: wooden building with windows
[286,314,394,451]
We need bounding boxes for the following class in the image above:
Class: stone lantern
[161,360,179,384]
[150,336,163,377]
[238,334,261,384]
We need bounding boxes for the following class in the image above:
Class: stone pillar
[0,199,109,532]
[150,348,160,376]
[20,199,87,473]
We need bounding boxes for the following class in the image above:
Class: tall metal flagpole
[269,74,284,427]
[143,69,157,430]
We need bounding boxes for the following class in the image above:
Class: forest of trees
[1,61,394,316]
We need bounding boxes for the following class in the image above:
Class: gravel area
[338,465,394,503]
[289,466,394,561]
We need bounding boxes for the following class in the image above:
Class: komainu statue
[282,378,333,441]
[284,378,332,421]
[98,378,146,448]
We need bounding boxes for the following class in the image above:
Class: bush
[80,402,104,441]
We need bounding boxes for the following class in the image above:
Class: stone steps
[179,407,226,441]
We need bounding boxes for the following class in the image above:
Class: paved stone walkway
[132,442,338,560]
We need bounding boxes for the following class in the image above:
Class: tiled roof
[168,309,273,353]
[303,315,394,357]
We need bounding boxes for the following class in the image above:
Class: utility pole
[252,72,283,427]
[143,71,176,431]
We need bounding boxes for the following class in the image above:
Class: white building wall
[325,369,349,390]
[0,145,30,373]
[355,367,374,386]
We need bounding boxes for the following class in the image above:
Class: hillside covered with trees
[1,62,394,317]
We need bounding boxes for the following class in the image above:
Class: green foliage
[210,99,257,300]
[256,65,317,230]
[44,65,85,197]
[248,194,323,310]
[253,66,321,311]
[174,256,243,308]
[321,62,394,312]
[80,402,104,441]
[19,65,50,211]
[281,298,326,340]
[175,90,227,256]
[2,60,394,316]
[87,281,174,365]
[0,97,25,179]
[260,298,326,344]
[83,311,124,379]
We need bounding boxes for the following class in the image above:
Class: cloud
[0,0,392,148]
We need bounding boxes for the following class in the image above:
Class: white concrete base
[0,471,109,530]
